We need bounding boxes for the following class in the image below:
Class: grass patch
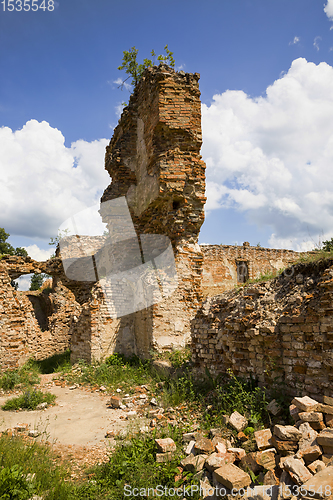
[31,350,71,374]
[2,389,56,411]
[0,363,40,391]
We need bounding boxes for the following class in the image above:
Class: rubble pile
[155,395,333,499]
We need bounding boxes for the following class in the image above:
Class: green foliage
[203,369,269,427]
[118,45,175,87]
[29,273,47,291]
[0,228,28,257]
[0,363,40,391]
[321,237,333,252]
[32,350,71,374]
[0,464,35,500]
[2,389,56,411]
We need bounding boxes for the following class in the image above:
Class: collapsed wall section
[191,259,333,399]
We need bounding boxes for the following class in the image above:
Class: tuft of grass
[0,363,40,391]
[31,350,71,374]
[2,389,56,411]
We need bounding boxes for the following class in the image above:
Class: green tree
[0,227,28,257]
[322,238,333,252]
[118,45,175,88]
[29,273,46,291]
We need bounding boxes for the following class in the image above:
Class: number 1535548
[2,0,54,11]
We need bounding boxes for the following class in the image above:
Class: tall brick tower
[100,64,206,355]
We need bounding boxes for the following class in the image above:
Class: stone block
[194,438,214,455]
[273,425,302,441]
[229,411,248,432]
[299,422,319,448]
[155,438,176,453]
[227,448,246,460]
[317,404,333,415]
[267,399,282,416]
[256,449,277,470]
[292,396,320,412]
[325,414,333,428]
[240,452,261,474]
[322,446,333,455]
[213,438,227,454]
[185,440,196,455]
[254,428,273,450]
[181,454,207,472]
[283,456,313,485]
[271,436,298,454]
[308,460,326,474]
[317,429,333,447]
[297,444,322,464]
[289,404,300,421]
[299,412,324,423]
[322,455,333,465]
[213,463,251,490]
[301,465,333,498]
[324,396,333,406]
[263,470,279,485]
[205,452,235,472]
[109,395,122,408]
[156,452,174,462]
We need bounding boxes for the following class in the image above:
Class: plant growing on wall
[118,45,175,88]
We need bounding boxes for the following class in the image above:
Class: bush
[2,389,56,411]
[0,464,35,499]
[0,365,40,391]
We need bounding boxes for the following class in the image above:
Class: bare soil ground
[0,374,147,476]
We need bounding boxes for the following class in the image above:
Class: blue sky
[2,0,333,267]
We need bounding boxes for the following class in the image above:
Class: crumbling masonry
[1,64,332,398]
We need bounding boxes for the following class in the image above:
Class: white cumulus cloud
[324,0,333,19]
[0,120,110,240]
[289,36,300,45]
[23,244,53,261]
[201,57,333,249]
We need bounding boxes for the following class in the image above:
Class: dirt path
[0,374,148,474]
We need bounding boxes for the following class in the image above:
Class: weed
[2,389,56,411]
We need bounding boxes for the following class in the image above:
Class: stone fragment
[36,402,48,410]
[301,465,333,498]
[244,485,279,500]
[194,438,214,454]
[256,449,277,470]
[267,399,282,416]
[297,444,322,464]
[299,422,319,447]
[254,428,273,450]
[156,452,174,462]
[240,452,261,474]
[325,414,333,428]
[185,440,196,455]
[271,436,299,454]
[200,477,215,500]
[289,404,300,421]
[227,448,246,460]
[238,431,248,442]
[213,463,251,490]
[278,470,297,500]
[109,395,122,408]
[324,396,333,406]
[205,452,235,472]
[263,469,279,485]
[28,429,39,438]
[310,421,327,431]
[182,431,203,443]
[283,456,313,485]
[298,412,324,423]
[229,411,248,432]
[322,455,333,465]
[126,410,137,419]
[317,429,333,447]
[292,396,320,412]
[14,424,28,432]
[317,404,333,415]
[181,454,206,472]
[155,438,176,453]
[213,437,227,453]
[273,425,302,441]
[308,460,326,474]
[222,415,230,425]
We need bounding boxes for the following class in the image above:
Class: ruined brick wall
[191,259,333,399]
[201,243,301,297]
[0,257,80,370]
[98,64,206,356]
